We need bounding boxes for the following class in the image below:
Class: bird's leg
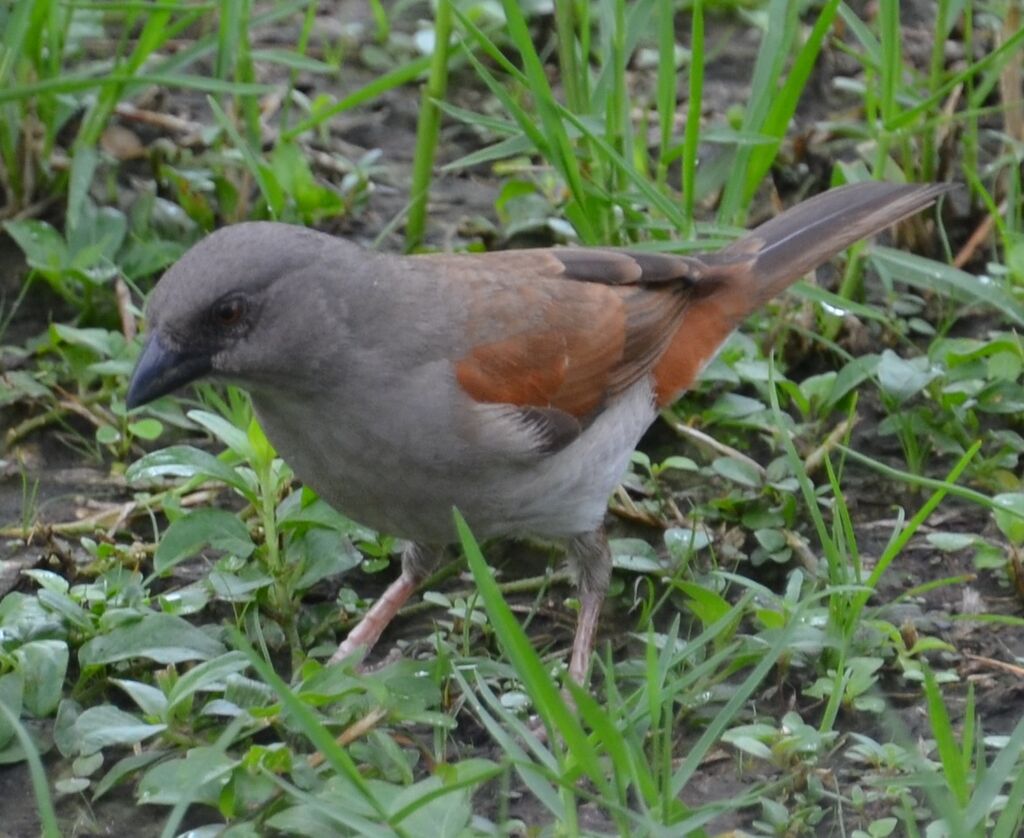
[329,542,439,665]
[566,529,612,685]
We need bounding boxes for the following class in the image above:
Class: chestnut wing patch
[454,280,629,420]
[448,247,708,452]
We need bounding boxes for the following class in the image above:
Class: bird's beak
[126,333,212,409]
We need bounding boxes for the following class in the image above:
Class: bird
[126,181,949,684]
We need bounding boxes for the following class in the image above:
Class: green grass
[1,0,1023,834]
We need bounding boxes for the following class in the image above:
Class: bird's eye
[213,297,245,326]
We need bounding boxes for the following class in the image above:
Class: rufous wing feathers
[650,182,951,404]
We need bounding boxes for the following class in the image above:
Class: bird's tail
[709,181,952,309]
[651,181,951,405]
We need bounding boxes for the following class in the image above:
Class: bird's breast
[249,374,659,545]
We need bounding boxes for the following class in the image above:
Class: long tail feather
[652,182,951,404]
[711,182,953,310]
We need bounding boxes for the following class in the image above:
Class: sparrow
[126,181,949,683]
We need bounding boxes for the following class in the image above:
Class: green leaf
[137,746,237,806]
[187,409,255,460]
[66,146,99,234]
[250,48,334,73]
[2,220,67,273]
[207,567,274,602]
[388,759,500,834]
[0,673,25,750]
[78,613,226,666]
[664,527,712,559]
[230,630,390,825]
[21,570,69,595]
[95,425,120,445]
[0,591,68,640]
[921,668,969,811]
[126,445,254,500]
[53,700,81,759]
[675,581,732,627]
[111,679,168,719]
[52,324,122,358]
[712,457,762,488]
[72,705,166,756]
[872,246,1024,327]
[925,532,978,552]
[295,528,362,589]
[876,349,937,402]
[37,588,92,631]
[153,508,254,575]
[992,493,1024,546]
[13,641,68,717]
[127,418,164,440]
[454,511,610,794]
[610,537,662,573]
[722,733,773,760]
[92,749,167,801]
[166,651,249,712]
[754,528,787,552]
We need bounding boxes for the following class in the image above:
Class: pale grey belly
[251,381,656,545]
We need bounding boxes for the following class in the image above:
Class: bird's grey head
[126,221,348,409]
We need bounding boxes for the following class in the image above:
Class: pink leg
[565,530,611,685]
[329,571,419,664]
[568,590,605,685]
[329,542,438,665]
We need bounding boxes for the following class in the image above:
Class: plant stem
[405,0,452,251]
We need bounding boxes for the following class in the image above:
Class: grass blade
[454,511,609,795]
[405,0,453,251]
[229,628,394,828]
[0,703,59,838]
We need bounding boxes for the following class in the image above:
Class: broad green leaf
[0,591,67,641]
[295,528,362,589]
[52,324,122,358]
[72,705,166,756]
[3,219,67,272]
[128,418,164,440]
[207,568,274,602]
[93,749,167,801]
[721,732,773,760]
[674,581,732,627]
[610,538,663,573]
[126,445,254,499]
[993,494,1024,546]
[20,570,69,595]
[388,759,500,834]
[79,613,226,666]
[664,527,712,559]
[111,679,168,719]
[166,652,249,712]
[926,532,979,552]
[153,508,254,575]
[872,246,1024,327]
[187,409,255,459]
[13,641,68,717]
[876,350,938,402]
[137,746,237,806]
[712,457,763,488]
